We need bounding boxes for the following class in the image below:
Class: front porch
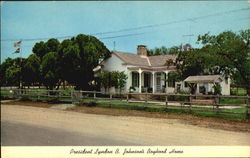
[127,68,176,93]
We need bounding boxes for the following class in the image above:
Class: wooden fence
[1,88,250,119]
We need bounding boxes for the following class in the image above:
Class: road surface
[1,104,250,146]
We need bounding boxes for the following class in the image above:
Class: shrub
[178,90,190,101]
[47,98,60,104]
[20,96,31,101]
[1,95,10,100]
[199,86,206,94]
[213,83,222,95]
[129,86,136,93]
[230,89,236,95]
[148,87,153,93]
[86,101,97,107]
[208,91,213,95]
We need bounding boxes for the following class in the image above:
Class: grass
[79,98,248,121]
[219,97,246,105]
[1,89,249,121]
[230,87,247,96]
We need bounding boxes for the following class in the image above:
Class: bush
[47,98,60,104]
[178,90,190,101]
[230,89,236,95]
[208,91,213,95]
[86,101,97,107]
[1,95,10,100]
[20,96,31,101]
[213,83,222,95]
[199,86,206,94]
[129,86,136,93]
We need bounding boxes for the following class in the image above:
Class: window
[144,73,151,87]
[184,82,188,87]
[168,80,175,88]
[132,72,139,87]
[167,72,176,88]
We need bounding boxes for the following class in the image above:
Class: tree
[22,54,41,87]
[32,38,60,58]
[64,34,110,90]
[116,71,128,94]
[0,58,14,86]
[40,52,60,90]
[1,58,25,87]
[32,41,48,58]
[196,29,250,95]
[149,45,182,55]
[97,71,127,94]
[97,71,110,92]
[57,39,81,87]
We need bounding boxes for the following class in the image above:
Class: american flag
[13,41,22,47]
[13,48,20,53]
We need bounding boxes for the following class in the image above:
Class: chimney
[137,45,148,56]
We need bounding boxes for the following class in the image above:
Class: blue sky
[1,1,250,61]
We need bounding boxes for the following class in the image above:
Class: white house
[94,45,230,95]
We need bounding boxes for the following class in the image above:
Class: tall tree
[0,58,14,86]
[1,58,25,87]
[40,52,60,90]
[149,45,182,55]
[65,34,110,90]
[32,38,60,58]
[197,30,250,95]
[22,54,41,87]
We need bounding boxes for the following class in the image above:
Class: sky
[1,1,250,62]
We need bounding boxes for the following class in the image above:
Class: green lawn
[219,97,246,105]
[1,89,248,121]
[230,87,247,96]
[80,98,247,121]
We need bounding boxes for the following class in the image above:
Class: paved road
[1,104,250,146]
[1,120,136,146]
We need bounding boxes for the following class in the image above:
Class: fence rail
[1,88,250,119]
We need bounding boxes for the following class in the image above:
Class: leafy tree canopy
[149,45,183,55]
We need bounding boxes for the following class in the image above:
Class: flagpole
[20,40,23,89]
[13,40,23,89]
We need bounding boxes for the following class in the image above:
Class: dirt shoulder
[2,100,250,133]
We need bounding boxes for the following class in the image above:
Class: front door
[156,73,161,92]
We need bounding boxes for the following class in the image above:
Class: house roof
[127,66,176,72]
[113,51,177,67]
[184,75,223,83]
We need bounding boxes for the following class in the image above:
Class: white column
[152,72,155,93]
[196,83,199,94]
[164,71,169,93]
[139,69,142,93]
[126,70,131,92]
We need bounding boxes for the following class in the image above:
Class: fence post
[165,94,168,110]
[37,89,40,101]
[109,93,112,108]
[189,94,193,112]
[48,90,50,99]
[246,95,250,120]
[145,93,148,103]
[215,95,220,114]
[71,90,73,104]
[94,91,96,99]
[126,94,129,102]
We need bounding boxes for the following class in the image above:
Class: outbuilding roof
[184,75,223,83]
